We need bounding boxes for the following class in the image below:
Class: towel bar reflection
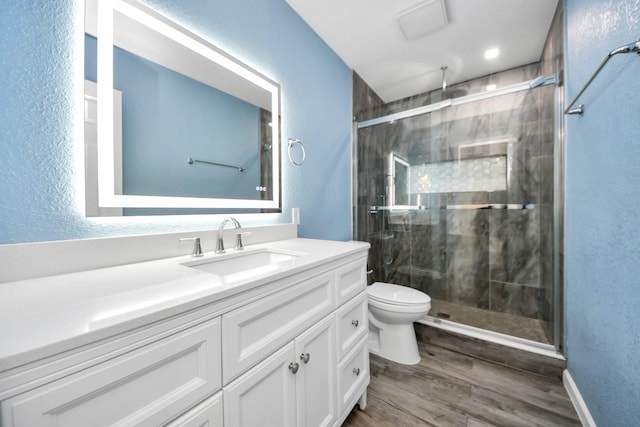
[187,157,245,172]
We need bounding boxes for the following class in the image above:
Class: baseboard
[563,369,597,427]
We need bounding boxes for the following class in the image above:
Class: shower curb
[415,321,566,381]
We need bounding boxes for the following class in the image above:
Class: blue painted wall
[0,1,353,244]
[565,0,640,424]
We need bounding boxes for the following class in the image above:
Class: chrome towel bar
[565,39,640,115]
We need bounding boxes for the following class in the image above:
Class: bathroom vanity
[0,238,370,427]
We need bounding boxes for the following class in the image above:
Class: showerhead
[437,65,467,99]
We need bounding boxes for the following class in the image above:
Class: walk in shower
[353,38,565,351]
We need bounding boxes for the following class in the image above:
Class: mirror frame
[91,0,281,211]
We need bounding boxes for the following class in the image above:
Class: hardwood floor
[342,340,580,426]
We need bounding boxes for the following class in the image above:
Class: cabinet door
[224,343,296,427]
[295,315,337,427]
[1,318,221,427]
[165,392,223,427]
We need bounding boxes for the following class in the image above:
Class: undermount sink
[182,248,302,280]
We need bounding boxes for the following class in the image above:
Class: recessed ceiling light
[484,48,500,60]
[486,84,497,91]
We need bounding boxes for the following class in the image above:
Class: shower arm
[564,39,640,115]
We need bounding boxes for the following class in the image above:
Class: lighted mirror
[84,0,280,216]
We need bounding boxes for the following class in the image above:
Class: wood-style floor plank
[343,339,580,426]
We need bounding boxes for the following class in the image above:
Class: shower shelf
[369,203,535,212]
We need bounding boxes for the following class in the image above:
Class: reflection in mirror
[389,154,410,206]
[84,0,280,216]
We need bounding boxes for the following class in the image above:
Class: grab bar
[565,39,640,115]
[187,157,245,172]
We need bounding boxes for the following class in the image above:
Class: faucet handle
[179,237,203,257]
[235,232,251,251]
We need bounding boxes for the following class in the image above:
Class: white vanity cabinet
[223,256,369,427]
[0,240,369,427]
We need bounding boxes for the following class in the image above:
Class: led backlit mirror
[84,0,280,216]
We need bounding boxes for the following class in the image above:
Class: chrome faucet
[215,217,244,253]
[179,237,203,257]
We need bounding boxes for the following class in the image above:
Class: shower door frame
[353,74,565,355]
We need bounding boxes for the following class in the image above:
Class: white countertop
[0,238,369,373]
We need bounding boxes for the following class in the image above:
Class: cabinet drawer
[1,318,221,427]
[337,337,369,414]
[166,391,223,427]
[222,271,334,384]
[335,290,368,360]
[335,257,367,307]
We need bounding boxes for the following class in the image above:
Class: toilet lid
[368,282,431,305]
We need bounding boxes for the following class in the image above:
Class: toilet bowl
[367,282,431,365]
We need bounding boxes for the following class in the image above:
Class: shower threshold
[421,300,563,359]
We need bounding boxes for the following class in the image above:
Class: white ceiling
[285,0,559,102]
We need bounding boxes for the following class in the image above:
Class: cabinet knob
[300,353,311,364]
[353,367,361,376]
[289,362,299,374]
[352,319,359,328]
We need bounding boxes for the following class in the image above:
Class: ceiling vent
[397,0,448,40]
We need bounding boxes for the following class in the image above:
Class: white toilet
[367,282,431,365]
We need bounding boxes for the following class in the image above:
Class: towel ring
[287,138,306,166]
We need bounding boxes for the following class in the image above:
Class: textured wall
[0,0,353,244]
[565,0,640,424]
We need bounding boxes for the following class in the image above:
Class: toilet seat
[368,282,431,307]
[368,297,431,314]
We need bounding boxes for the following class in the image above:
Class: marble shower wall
[354,52,561,338]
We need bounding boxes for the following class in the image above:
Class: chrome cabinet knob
[353,367,361,376]
[289,362,299,374]
[300,353,311,364]
[352,319,359,327]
